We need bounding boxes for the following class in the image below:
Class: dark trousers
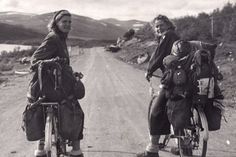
[148,87,170,135]
[77,103,84,140]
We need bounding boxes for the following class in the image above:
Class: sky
[0,0,235,21]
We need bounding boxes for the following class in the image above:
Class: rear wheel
[45,112,53,157]
[178,130,192,157]
[194,108,208,157]
[178,108,209,157]
[56,138,67,157]
[53,112,66,157]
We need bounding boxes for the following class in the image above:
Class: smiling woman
[26,9,85,157]
[47,10,72,34]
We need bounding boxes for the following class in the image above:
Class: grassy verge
[0,47,37,72]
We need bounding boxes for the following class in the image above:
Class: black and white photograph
[0,0,236,157]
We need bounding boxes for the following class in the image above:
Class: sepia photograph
[0,0,236,157]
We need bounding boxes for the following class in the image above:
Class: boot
[70,140,83,157]
[34,139,46,157]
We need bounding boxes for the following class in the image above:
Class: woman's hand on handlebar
[145,72,152,82]
[74,72,84,80]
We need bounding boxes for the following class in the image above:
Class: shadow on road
[83,149,136,155]
[208,148,236,154]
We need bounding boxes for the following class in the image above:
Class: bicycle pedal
[186,125,195,130]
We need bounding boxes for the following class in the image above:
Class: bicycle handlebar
[29,96,46,108]
[31,57,67,71]
[151,74,163,78]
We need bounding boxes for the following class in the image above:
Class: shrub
[0,62,13,71]
[0,46,37,72]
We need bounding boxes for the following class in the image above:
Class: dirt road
[0,47,235,157]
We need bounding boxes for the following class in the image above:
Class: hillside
[100,18,147,31]
[0,11,127,41]
[0,22,44,42]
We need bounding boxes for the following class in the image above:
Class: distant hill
[0,22,44,41]
[100,18,147,31]
[0,11,127,41]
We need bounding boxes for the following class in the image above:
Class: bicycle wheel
[56,138,67,157]
[51,112,66,157]
[49,112,65,157]
[53,116,62,157]
[193,108,208,157]
[45,112,53,157]
[178,129,192,157]
[178,107,209,157]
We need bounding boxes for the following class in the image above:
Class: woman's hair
[47,10,71,33]
[151,14,176,31]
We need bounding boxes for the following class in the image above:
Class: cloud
[6,0,19,7]
[0,0,234,21]
[0,0,20,10]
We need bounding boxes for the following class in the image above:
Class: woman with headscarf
[30,10,84,157]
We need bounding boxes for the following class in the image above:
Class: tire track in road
[75,48,150,157]
[76,48,178,157]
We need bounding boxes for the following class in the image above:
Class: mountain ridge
[0,11,146,42]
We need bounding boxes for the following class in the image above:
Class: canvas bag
[59,99,84,140]
[167,98,191,131]
[190,49,215,104]
[204,100,222,131]
[63,70,85,100]
[22,104,45,141]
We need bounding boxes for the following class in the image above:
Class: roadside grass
[0,62,14,71]
[0,47,37,72]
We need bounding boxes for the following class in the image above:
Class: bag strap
[38,63,44,95]
[206,77,211,97]
[213,99,227,123]
[38,61,63,95]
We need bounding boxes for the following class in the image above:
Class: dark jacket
[147,30,179,74]
[28,30,72,102]
[31,30,70,66]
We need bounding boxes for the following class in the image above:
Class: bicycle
[30,59,70,157]
[148,74,209,157]
[158,99,209,157]
[27,57,84,157]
